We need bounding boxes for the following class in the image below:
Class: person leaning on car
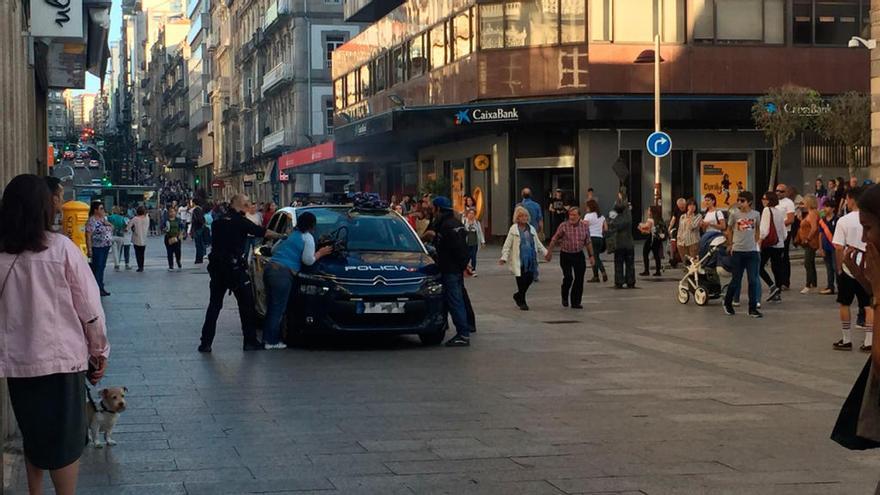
[198,193,284,353]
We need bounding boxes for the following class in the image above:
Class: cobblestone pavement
[8,237,880,494]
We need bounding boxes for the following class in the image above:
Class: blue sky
[80,0,124,93]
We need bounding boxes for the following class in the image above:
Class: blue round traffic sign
[646,131,672,158]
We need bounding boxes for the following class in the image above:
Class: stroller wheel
[677,286,690,304]
[694,287,709,306]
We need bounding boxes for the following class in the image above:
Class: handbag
[831,358,880,450]
[761,208,779,249]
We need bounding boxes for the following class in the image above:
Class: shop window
[505,1,558,47]
[453,10,472,60]
[430,23,447,69]
[612,0,654,42]
[334,78,343,110]
[374,54,387,92]
[560,0,586,43]
[345,71,357,106]
[694,0,783,44]
[480,4,504,49]
[359,64,371,98]
[391,47,406,85]
[793,0,867,45]
[593,0,684,42]
[409,34,427,76]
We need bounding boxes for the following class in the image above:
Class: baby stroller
[676,231,731,306]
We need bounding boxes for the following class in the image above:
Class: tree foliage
[752,85,822,190]
[817,91,870,176]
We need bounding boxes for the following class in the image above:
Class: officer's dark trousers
[200,267,259,347]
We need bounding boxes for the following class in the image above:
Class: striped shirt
[551,220,590,253]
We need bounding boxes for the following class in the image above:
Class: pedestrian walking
[107,207,127,271]
[832,187,874,352]
[819,198,839,295]
[545,207,594,309]
[199,194,283,352]
[759,191,787,303]
[668,198,687,268]
[164,208,183,271]
[775,184,797,290]
[262,212,333,350]
[85,201,113,297]
[549,189,568,235]
[130,206,150,272]
[608,197,635,289]
[463,208,485,276]
[423,197,473,347]
[461,195,477,219]
[795,194,820,294]
[120,210,133,270]
[518,187,544,236]
[723,191,762,317]
[177,202,190,240]
[0,174,110,495]
[638,206,665,277]
[700,193,727,234]
[500,206,548,310]
[583,199,608,283]
[675,199,702,262]
[190,200,207,264]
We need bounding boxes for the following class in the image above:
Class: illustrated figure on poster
[721,174,732,206]
[736,181,744,196]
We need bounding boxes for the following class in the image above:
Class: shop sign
[210,179,225,188]
[279,172,289,182]
[454,107,519,125]
[700,161,748,209]
[30,0,83,38]
[473,154,490,171]
[279,141,335,171]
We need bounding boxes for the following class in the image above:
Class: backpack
[761,208,779,248]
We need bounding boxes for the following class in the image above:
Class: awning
[279,141,335,171]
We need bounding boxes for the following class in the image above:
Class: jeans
[760,246,784,289]
[560,251,586,306]
[642,238,662,274]
[134,245,146,271]
[614,248,636,288]
[804,246,818,288]
[442,272,471,338]
[590,237,606,278]
[823,250,836,291]
[200,262,259,346]
[90,246,110,292]
[165,238,181,269]
[467,245,478,270]
[725,251,761,311]
[780,235,792,287]
[262,263,295,345]
[193,227,207,263]
[111,236,124,268]
[515,271,535,303]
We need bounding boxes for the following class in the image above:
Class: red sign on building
[279,141,335,171]
[211,179,225,188]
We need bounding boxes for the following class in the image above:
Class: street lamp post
[634,1,665,207]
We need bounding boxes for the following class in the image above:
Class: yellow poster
[452,168,465,212]
[700,161,748,208]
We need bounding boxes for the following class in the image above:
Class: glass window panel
[374,54,387,91]
[793,0,812,44]
[815,0,859,45]
[359,64,371,97]
[409,34,426,76]
[692,0,714,40]
[480,4,504,48]
[715,0,763,40]
[561,0,586,43]
[590,0,609,41]
[345,72,356,106]
[430,23,446,69]
[764,0,784,44]
[392,47,405,85]
[453,11,472,59]
[505,0,558,47]
[661,0,684,42]
[612,0,653,42]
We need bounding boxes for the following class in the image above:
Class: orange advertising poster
[48,145,55,168]
[452,168,465,212]
[700,161,748,208]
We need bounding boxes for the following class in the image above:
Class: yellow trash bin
[62,201,90,257]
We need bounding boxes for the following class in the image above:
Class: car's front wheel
[419,327,446,346]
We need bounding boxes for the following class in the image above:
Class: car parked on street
[249,204,446,345]
[73,159,85,167]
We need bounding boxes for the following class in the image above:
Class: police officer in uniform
[199,194,283,352]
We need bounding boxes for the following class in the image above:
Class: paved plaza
[8,236,880,494]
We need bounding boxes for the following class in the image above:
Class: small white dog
[87,387,128,448]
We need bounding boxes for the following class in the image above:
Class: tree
[752,85,822,191]
[817,91,870,178]
[420,177,451,198]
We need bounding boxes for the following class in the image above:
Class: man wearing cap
[424,196,473,347]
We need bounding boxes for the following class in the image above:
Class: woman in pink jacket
[0,174,110,495]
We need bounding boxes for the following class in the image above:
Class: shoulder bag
[761,209,779,249]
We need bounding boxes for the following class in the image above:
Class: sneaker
[748,309,763,318]
[602,273,608,282]
[767,286,781,301]
[471,272,478,278]
[445,334,470,347]
[264,342,288,350]
[100,290,111,297]
[571,304,583,309]
[136,268,144,272]
[125,265,132,270]
[800,287,811,295]
[861,344,873,353]
[768,294,782,303]
[243,341,265,351]
[723,303,735,316]
[819,288,835,295]
[855,322,868,330]
[168,267,174,272]
[197,344,212,353]
[114,265,120,271]
[833,340,853,351]
[562,299,569,308]
[732,301,741,307]
[757,302,762,309]
[518,303,530,311]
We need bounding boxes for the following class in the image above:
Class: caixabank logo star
[454,110,471,125]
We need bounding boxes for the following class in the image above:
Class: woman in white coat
[500,205,548,310]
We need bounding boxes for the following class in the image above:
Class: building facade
[47,90,70,147]
[188,0,215,187]
[333,0,871,237]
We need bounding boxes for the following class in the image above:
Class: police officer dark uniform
[199,194,281,352]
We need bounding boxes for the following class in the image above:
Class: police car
[249,201,446,345]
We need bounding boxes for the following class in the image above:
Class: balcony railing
[260,62,293,97]
[261,128,293,154]
[263,0,290,33]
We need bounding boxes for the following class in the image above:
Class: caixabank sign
[454,107,520,125]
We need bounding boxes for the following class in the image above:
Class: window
[359,63,371,98]
[325,99,334,135]
[480,4,504,49]
[326,35,345,69]
[693,0,783,43]
[409,33,427,76]
[505,1,558,47]
[391,46,406,85]
[374,53,387,92]
[560,0,586,43]
[345,71,357,106]
[559,46,588,87]
[331,76,342,109]
[430,23,447,69]
[794,0,868,45]
[453,10,472,60]
[591,0,684,42]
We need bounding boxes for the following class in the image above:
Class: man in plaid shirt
[545,207,595,309]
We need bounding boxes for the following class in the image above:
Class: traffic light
[194,177,201,186]
[101,176,112,188]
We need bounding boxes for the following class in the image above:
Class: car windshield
[301,207,424,253]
